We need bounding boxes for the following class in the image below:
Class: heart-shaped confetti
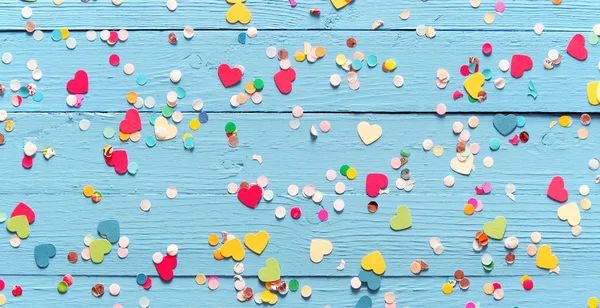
[119,108,142,134]
[34,243,56,268]
[365,173,388,197]
[217,64,243,87]
[361,251,385,275]
[358,269,381,291]
[258,258,281,282]
[330,0,353,10]
[557,202,580,226]
[309,239,333,263]
[7,215,30,239]
[510,54,533,79]
[89,239,112,264]
[355,296,373,308]
[390,205,412,231]
[10,202,35,224]
[547,176,568,203]
[66,70,89,94]
[492,114,518,136]
[154,116,178,140]
[463,72,485,99]
[566,34,588,61]
[244,231,269,255]
[482,216,507,240]
[587,81,600,105]
[536,244,559,269]
[155,254,178,281]
[237,184,262,209]
[97,220,120,244]
[225,2,252,24]
[357,121,383,145]
[105,149,128,175]
[220,237,245,261]
[450,153,474,176]
[274,68,296,94]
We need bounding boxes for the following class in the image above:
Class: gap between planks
[8,111,600,116]
[0,28,592,33]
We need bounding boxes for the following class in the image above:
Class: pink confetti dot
[467,198,477,207]
[318,209,329,222]
[390,157,402,169]
[459,65,470,76]
[292,106,304,118]
[319,121,331,133]
[465,302,476,308]
[475,200,484,212]
[436,104,447,116]
[482,182,492,193]
[482,42,493,55]
[470,143,480,154]
[495,1,505,13]
[109,54,120,66]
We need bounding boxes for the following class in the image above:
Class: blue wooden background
[1,0,599,307]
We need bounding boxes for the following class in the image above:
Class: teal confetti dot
[237,32,246,44]
[183,137,194,149]
[0,210,6,223]
[149,113,161,125]
[137,74,147,86]
[468,95,477,103]
[489,138,501,151]
[32,90,43,102]
[127,162,139,175]
[516,116,526,127]
[146,136,157,147]
[18,87,30,98]
[175,87,186,99]
[468,62,477,74]
[482,69,492,80]
[351,59,362,71]
[366,55,378,67]
[51,29,62,41]
[103,127,115,139]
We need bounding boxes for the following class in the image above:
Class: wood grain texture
[1,0,599,31]
[0,113,597,283]
[1,30,599,113]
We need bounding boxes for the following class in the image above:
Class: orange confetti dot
[213,248,224,260]
[463,204,475,215]
[552,0,561,4]
[126,92,138,104]
[315,46,326,58]
[208,234,219,246]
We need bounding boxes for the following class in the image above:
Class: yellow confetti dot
[520,275,531,285]
[581,198,592,210]
[5,120,14,132]
[383,59,397,72]
[346,167,357,180]
[0,294,6,306]
[433,145,444,157]
[483,283,494,295]
[53,0,64,4]
[315,46,326,58]
[295,51,306,62]
[126,92,138,104]
[60,27,70,40]
[119,132,130,142]
[245,82,256,95]
[589,297,599,308]
[182,133,193,142]
[268,293,279,304]
[83,185,94,198]
[484,13,495,24]
[208,234,219,246]
[261,290,273,302]
[335,54,347,66]
[558,115,572,127]
[442,283,453,294]
[195,273,207,285]
[189,118,201,130]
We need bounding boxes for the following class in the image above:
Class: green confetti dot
[225,122,237,134]
[103,127,115,139]
[289,279,299,291]
[162,105,174,118]
[340,165,350,176]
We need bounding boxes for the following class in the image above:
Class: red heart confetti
[274,68,296,94]
[217,64,243,87]
[66,70,89,94]
[237,184,263,209]
[547,176,568,203]
[510,54,533,79]
[119,108,142,134]
[566,34,588,61]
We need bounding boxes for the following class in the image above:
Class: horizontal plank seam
[0,274,573,278]
[5,111,600,116]
[0,28,591,32]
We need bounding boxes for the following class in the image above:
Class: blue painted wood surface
[0,1,600,308]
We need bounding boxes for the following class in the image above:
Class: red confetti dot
[109,54,120,66]
[523,279,534,291]
[108,31,119,44]
[519,131,529,143]
[63,274,74,286]
[290,206,302,219]
[482,42,493,56]
[142,276,152,290]
[492,282,502,291]
[0,279,5,291]
[12,285,22,297]
[459,65,470,76]
[22,156,33,169]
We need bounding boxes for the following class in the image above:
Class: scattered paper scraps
[357,121,382,145]
[309,239,332,263]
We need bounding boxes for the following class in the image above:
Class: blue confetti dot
[184,137,195,149]
[136,274,147,285]
[489,138,501,151]
[482,69,492,80]
[127,162,139,175]
[145,136,157,147]
[32,90,43,102]
[136,74,147,86]
[175,87,186,99]
[51,29,62,41]
[516,116,526,128]
[366,55,378,68]
[351,59,362,71]
[198,111,209,123]
[149,113,161,125]
[237,32,246,44]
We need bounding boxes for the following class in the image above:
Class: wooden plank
[0,113,597,279]
[2,275,597,308]
[1,0,599,31]
[1,30,599,113]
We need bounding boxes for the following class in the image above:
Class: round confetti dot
[66,37,77,49]
[167,244,178,256]
[527,244,537,256]
[263,189,274,201]
[329,74,341,87]
[33,30,44,41]
[350,277,361,289]
[580,184,590,196]
[442,283,453,294]
[436,103,447,116]
[334,182,346,194]
[589,297,599,308]
[484,13,495,24]
[578,127,589,139]
[581,198,592,210]
[79,119,91,131]
[138,297,150,308]
[442,174,456,187]
[10,235,21,248]
[123,63,135,75]
[318,209,329,221]
[531,232,542,244]
[208,276,219,290]
[300,285,312,298]
[333,199,345,212]
[319,121,331,133]
[275,206,286,219]
[433,145,444,157]
[22,6,33,19]
[534,23,545,35]
[346,168,357,180]
[489,139,501,151]
[86,30,97,41]
[166,187,177,199]
[498,59,510,72]
[482,42,492,55]
[422,139,433,151]
[109,284,120,296]
[393,75,404,87]
[290,206,302,219]
[287,184,299,196]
